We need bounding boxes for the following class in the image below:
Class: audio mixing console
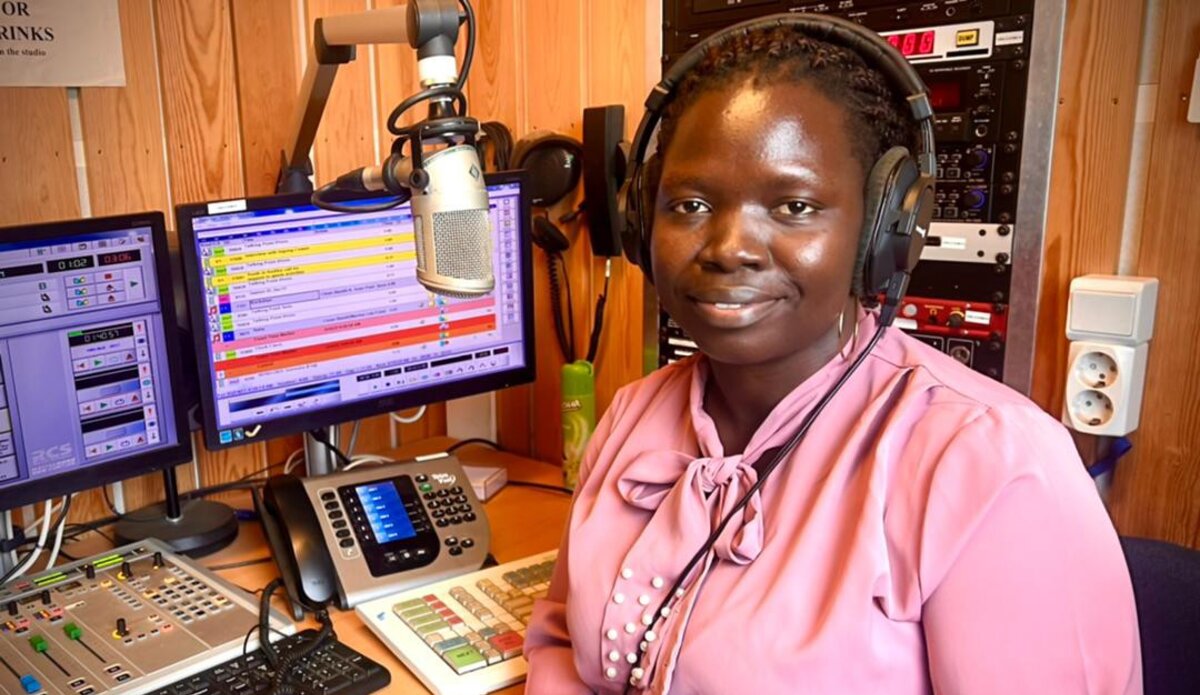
[0,539,292,694]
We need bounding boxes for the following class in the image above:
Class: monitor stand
[303,426,343,476]
[114,466,238,558]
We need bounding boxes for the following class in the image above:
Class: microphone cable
[478,121,514,171]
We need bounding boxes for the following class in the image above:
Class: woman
[525,20,1141,695]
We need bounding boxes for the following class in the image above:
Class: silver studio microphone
[409,145,494,297]
[351,144,495,297]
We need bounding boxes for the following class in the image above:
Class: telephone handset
[257,454,491,618]
[257,474,339,618]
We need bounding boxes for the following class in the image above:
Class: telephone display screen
[354,481,416,543]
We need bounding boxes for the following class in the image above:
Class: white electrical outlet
[1062,341,1148,436]
[1074,350,1119,389]
[1063,275,1157,436]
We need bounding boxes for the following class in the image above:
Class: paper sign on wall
[0,0,125,87]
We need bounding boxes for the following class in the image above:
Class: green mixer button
[64,622,82,640]
[29,634,48,652]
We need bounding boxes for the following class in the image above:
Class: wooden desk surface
[71,438,571,694]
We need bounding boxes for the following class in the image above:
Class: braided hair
[656,24,918,178]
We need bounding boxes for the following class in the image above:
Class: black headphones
[513,132,584,209]
[619,13,937,327]
[513,131,585,253]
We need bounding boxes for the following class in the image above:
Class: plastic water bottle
[561,360,595,489]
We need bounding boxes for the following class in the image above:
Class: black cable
[259,579,284,667]
[478,121,514,171]
[242,624,291,658]
[445,438,500,454]
[622,323,889,695]
[562,254,577,361]
[457,0,475,90]
[311,183,407,213]
[207,556,272,572]
[234,460,285,484]
[506,480,574,496]
[101,486,124,519]
[546,251,575,362]
[386,88,469,138]
[259,578,335,693]
[307,428,353,468]
[585,267,611,365]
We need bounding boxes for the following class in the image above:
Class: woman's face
[651,78,867,369]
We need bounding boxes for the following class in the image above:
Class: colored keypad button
[488,631,524,659]
[443,645,486,674]
[434,636,469,654]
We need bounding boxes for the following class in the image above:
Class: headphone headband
[628,13,936,180]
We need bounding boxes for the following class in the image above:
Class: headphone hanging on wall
[514,131,603,363]
[513,131,584,255]
[618,13,937,328]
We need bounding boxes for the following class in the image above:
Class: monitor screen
[176,171,535,450]
[0,213,191,510]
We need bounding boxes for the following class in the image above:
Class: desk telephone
[257,453,491,618]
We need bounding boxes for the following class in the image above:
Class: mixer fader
[0,540,291,694]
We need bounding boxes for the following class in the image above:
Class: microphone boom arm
[277,2,466,195]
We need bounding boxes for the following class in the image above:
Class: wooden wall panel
[154,0,266,486]
[0,89,79,226]
[79,0,171,219]
[1030,0,1147,414]
[468,0,523,129]
[1109,0,1200,546]
[155,0,246,205]
[231,0,301,197]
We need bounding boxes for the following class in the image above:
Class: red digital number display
[918,30,936,54]
[886,30,937,57]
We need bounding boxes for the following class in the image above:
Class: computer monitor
[0,212,192,511]
[175,171,535,453]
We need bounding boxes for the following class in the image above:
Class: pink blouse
[525,311,1141,694]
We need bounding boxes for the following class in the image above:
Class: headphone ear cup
[856,146,921,298]
[513,132,584,208]
[532,215,571,254]
[620,154,660,280]
[637,154,661,279]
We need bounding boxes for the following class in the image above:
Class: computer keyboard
[144,629,391,695]
[355,549,558,695]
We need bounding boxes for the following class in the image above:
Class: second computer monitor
[176,171,534,451]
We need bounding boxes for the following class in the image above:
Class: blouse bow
[616,449,764,565]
